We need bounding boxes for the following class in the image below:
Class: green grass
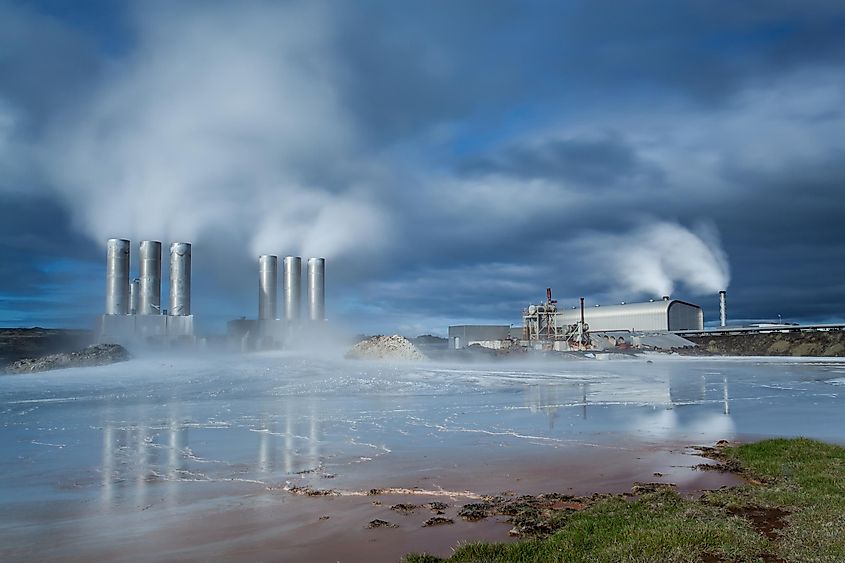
[405,438,845,563]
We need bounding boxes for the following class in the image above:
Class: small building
[448,325,512,350]
[554,299,703,333]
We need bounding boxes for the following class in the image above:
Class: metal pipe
[719,290,727,327]
[580,297,585,325]
[258,255,278,320]
[138,241,162,315]
[307,258,325,321]
[169,243,191,316]
[129,279,140,315]
[105,238,130,315]
[283,256,302,321]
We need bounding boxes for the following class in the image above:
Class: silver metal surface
[129,279,140,315]
[719,290,727,327]
[138,241,162,315]
[307,258,325,321]
[105,239,130,315]
[169,243,192,316]
[258,255,278,320]
[283,256,302,321]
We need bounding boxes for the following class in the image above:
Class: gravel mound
[345,335,427,361]
[4,344,130,374]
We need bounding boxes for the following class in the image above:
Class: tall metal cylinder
[169,242,191,316]
[138,240,162,315]
[307,258,325,321]
[283,256,302,321]
[258,255,278,320]
[105,238,130,315]
[129,279,140,315]
[719,290,727,327]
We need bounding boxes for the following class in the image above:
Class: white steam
[45,3,390,260]
[585,221,730,297]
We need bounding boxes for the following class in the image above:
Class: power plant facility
[98,238,194,344]
[449,288,715,352]
[97,237,328,350]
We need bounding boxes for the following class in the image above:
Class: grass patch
[405,438,845,563]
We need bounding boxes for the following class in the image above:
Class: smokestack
[258,255,278,320]
[169,243,191,316]
[129,279,140,315]
[307,258,325,321]
[719,290,727,327]
[580,297,585,325]
[105,238,130,315]
[283,256,302,321]
[138,241,162,315]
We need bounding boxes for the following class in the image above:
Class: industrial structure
[227,254,327,350]
[98,239,194,344]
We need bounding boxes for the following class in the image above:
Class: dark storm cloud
[1,0,844,331]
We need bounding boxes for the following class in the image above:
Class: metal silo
[307,258,325,321]
[105,238,130,315]
[283,256,302,321]
[169,243,191,316]
[258,255,278,320]
[129,279,140,315]
[138,241,162,315]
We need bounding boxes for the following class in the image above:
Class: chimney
[307,258,325,321]
[719,290,727,327]
[283,256,302,321]
[105,239,130,315]
[169,243,191,316]
[258,255,278,320]
[138,241,162,315]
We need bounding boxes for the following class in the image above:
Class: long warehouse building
[555,299,703,332]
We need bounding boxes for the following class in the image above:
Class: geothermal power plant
[97,238,326,349]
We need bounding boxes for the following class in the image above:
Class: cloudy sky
[1,0,844,335]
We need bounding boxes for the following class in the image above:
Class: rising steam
[584,221,730,297]
[44,3,390,260]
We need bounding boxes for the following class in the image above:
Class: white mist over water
[584,221,731,298]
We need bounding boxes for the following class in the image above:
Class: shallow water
[1,353,843,561]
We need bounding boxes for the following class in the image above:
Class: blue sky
[1,0,844,335]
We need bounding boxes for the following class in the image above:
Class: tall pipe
[169,243,191,316]
[138,241,162,315]
[129,279,140,315]
[307,258,325,321]
[258,255,278,320]
[580,297,585,325]
[719,290,727,327]
[283,256,302,321]
[105,238,130,315]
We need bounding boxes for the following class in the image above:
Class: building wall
[552,300,703,332]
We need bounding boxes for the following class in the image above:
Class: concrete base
[97,314,195,346]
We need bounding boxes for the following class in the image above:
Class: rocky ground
[0,328,93,369]
[682,330,845,357]
[346,335,428,361]
[4,344,130,374]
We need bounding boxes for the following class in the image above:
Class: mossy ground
[405,438,845,563]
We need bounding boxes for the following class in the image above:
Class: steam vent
[97,239,194,345]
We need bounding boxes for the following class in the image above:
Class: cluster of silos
[256,255,325,322]
[101,238,193,343]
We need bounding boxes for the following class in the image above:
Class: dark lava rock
[422,516,454,527]
[390,503,418,515]
[4,344,130,374]
[367,519,398,529]
[459,502,493,521]
[425,501,449,512]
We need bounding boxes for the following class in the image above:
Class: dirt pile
[4,344,130,374]
[682,331,845,357]
[345,335,427,361]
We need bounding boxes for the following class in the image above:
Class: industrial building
[97,238,194,344]
[552,298,704,333]
[448,325,514,350]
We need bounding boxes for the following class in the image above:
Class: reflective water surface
[1,353,843,561]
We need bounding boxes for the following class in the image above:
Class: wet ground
[1,353,844,561]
